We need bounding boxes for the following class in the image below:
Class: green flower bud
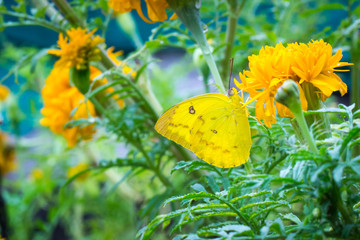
[70,66,90,95]
[276,80,319,154]
[275,79,301,115]
[312,208,321,218]
[116,13,136,38]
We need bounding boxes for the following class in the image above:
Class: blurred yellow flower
[108,0,173,22]
[48,28,104,70]
[237,40,350,128]
[0,131,16,176]
[0,85,10,101]
[40,66,97,147]
[67,163,89,182]
[107,47,137,79]
[31,168,44,181]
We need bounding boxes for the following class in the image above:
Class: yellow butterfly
[155,88,251,168]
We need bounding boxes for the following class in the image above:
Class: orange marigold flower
[236,43,307,128]
[237,40,350,128]
[67,163,89,182]
[0,131,16,176]
[289,39,351,100]
[41,48,134,147]
[48,28,104,70]
[108,0,173,23]
[40,66,97,147]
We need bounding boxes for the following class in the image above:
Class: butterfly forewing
[155,93,251,168]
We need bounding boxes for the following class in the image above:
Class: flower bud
[275,79,301,115]
[312,208,321,218]
[70,66,90,94]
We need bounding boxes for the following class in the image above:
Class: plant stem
[293,109,319,154]
[0,10,65,33]
[167,0,226,94]
[73,187,84,239]
[330,178,353,226]
[53,0,85,27]
[221,0,246,86]
[349,2,360,111]
[301,82,331,139]
[129,137,173,188]
[350,37,360,111]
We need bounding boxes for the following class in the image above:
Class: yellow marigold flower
[67,163,89,182]
[31,168,44,180]
[237,40,350,128]
[108,0,173,23]
[0,131,16,176]
[48,28,104,70]
[236,43,307,128]
[0,85,10,101]
[40,66,97,147]
[289,39,351,100]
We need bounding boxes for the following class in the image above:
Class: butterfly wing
[155,93,251,168]
[189,102,251,168]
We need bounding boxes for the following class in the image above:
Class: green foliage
[139,104,360,239]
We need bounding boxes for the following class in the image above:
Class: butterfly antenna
[228,58,234,90]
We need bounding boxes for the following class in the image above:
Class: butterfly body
[155,89,251,168]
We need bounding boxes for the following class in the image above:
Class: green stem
[73,187,84,239]
[330,177,353,226]
[301,82,331,139]
[31,0,64,23]
[221,0,246,86]
[0,10,65,33]
[114,13,164,116]
[167,0,226,94]
[293,109,319,154]
[350,33,360,111]
[53,0,85,27]
[128,136,173,188]
[349,1,360,111]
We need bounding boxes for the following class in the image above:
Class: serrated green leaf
[281,213,302,225]
[230,190,272,203]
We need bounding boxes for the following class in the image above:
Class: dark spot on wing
[212,129,217,134]
[189,106,195,114]
[198,115,205,124]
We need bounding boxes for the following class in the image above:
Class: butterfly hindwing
[155,93,251,168]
